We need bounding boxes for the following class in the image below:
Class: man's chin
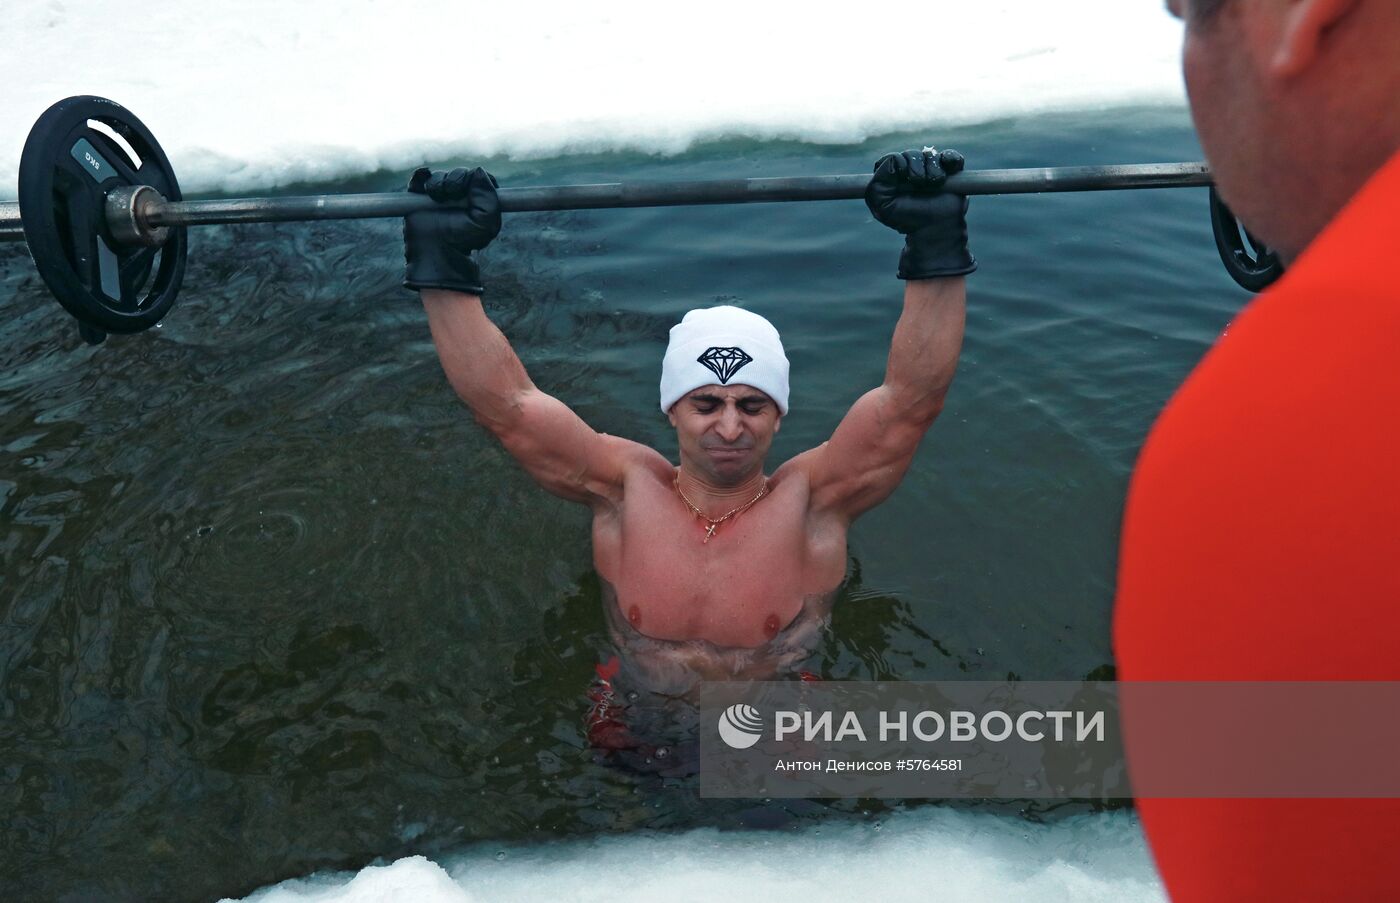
[705,448,751,464]
[706,454,764,483]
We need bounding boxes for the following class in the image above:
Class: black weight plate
[18,96,186,336]
[1209,185,1284,293]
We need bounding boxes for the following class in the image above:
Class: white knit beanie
[659,306,790,415]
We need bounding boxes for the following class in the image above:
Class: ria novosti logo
[717,703,764,749]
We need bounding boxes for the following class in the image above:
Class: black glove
[865,148,976,279]
[403,166,502,295]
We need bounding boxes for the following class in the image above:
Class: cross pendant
[704,523,717,543]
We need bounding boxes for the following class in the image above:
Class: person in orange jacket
[1114,0,1400,900]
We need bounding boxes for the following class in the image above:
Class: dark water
[0,107,1248,901]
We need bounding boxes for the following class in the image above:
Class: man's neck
[675,465,767,513]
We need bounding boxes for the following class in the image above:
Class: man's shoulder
[772,445,824,483]
[771,453,827,520]
[599,434,672,481]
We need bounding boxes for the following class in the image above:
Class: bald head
[1168,0,1400,260]
[1173,0,1229,20]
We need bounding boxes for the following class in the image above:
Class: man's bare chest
[591,472,846,647]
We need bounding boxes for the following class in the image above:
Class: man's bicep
[493,389,649,505]
[797,385,935,520]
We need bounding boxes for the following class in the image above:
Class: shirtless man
[400,151,973,707]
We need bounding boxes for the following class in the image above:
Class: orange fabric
[1114,149,1400,901]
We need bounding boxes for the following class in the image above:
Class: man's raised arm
[403,167,648,507]
[790,149,974,522]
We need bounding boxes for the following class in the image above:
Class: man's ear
[772,415,782,434]
[1271,0,1360,77]
[667,405,677,428]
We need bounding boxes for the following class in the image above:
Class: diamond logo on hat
[696,346,754,384]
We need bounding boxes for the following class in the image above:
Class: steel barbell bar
[5,96,1282,346]
[0,162,1214,240]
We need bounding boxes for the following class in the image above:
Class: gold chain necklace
[674,475,769,543]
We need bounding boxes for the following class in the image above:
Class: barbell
[1,96,1283,346]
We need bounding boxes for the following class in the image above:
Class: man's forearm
[420,288,535,434]
[883,276,967,417]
